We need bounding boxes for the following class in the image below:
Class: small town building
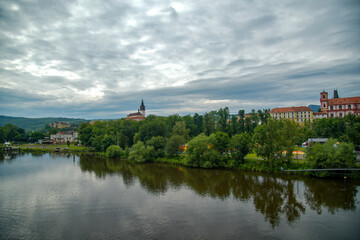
[319,90,360,118]
[125,100,146,121]
[269,106,313,123]
[49,122,71,129]
[313,111,327,120]
[50,131,78,143]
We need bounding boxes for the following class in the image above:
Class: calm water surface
[0,153,360,239]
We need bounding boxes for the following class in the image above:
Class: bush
[185,133,224,168]
[106,145,124,158]
[307,138,355,169]
[129,141,156,163]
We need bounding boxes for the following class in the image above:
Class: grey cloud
[0,0,359,119]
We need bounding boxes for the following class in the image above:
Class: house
[319,90,360,118]
[269,106,313,123]
[49,122,71,129]
[50,131,78,143]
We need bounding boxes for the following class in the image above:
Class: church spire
[139,99,145,117]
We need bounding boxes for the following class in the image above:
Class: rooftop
[269,106,312,114]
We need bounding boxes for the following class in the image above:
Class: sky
[0,0,359,119]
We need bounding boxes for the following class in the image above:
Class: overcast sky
[1,0,359,119]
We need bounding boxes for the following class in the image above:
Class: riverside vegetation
[77,108,359,177]
[2,108,359,177]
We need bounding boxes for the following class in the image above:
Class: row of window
[328,104,359,110]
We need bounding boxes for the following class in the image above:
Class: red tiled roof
[126,112,143,117]
[269,106,312,114]
[327,96,360,105]
[313,112,326,115]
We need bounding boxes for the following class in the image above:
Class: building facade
[269,106,313,123]
[125,99,146,121]
[50,131,78,143]
[319,90,360,118]
[49,122,71,129]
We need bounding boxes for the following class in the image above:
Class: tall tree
[203,111,216,136]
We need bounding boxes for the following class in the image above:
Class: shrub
[106,145,124,158]
[307,138,355,169]
[129,141,156,163]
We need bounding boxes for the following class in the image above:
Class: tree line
[77,108,359,170]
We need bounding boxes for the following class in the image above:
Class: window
[339,113,343,118]
[330,106,333,110]
[348,105,351,109]
[330,113,334,117]
[323,104,326,108]
[339,105,342,110]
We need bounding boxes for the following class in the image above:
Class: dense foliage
[2,108,359,171]
[307,139,355,169]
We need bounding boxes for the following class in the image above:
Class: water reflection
[78,154,359,228]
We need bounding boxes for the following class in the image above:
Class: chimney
[334,89,339,99]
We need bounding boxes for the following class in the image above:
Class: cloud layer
[1,0,359,119]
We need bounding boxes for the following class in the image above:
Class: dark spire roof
[140,99,145,110]
[334,89,339,99]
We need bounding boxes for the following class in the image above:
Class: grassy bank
[16,144,94,153]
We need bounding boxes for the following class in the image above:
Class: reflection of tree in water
[282,180,305,223]
[304,178,357,214]
[252,176,285,227]
[79,154,115,178]
[78,155,359,228]
[183,168,232,199]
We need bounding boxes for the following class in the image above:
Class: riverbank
[3,144,359,178]
[10,144,95,153]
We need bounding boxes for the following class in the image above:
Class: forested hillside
[0,115,90,131]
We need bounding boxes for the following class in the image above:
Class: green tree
[30,132,45,143]
[253,120,284,169]
[282,120,302,163]
[193,113,203,136]
[165,135,186,157]
[171,121,190,140]
[138,118,168,142]
[210,131,230,154]
[78,123,93,146]
[203,111,217,136]
[217,107,230,134]
[185,133,223,168]
[238,110,245,133]
[146,136,166,158]
[229,133,252,165]
[186,133,210,167]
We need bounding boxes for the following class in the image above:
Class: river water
[0,153,359,239]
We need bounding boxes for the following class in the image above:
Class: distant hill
[308,105,321,113]
[0,115,90,131]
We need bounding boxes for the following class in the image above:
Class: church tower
[320,90,328,112]
[139,99,145,117]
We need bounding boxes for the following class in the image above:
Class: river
[0,153,359,239]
